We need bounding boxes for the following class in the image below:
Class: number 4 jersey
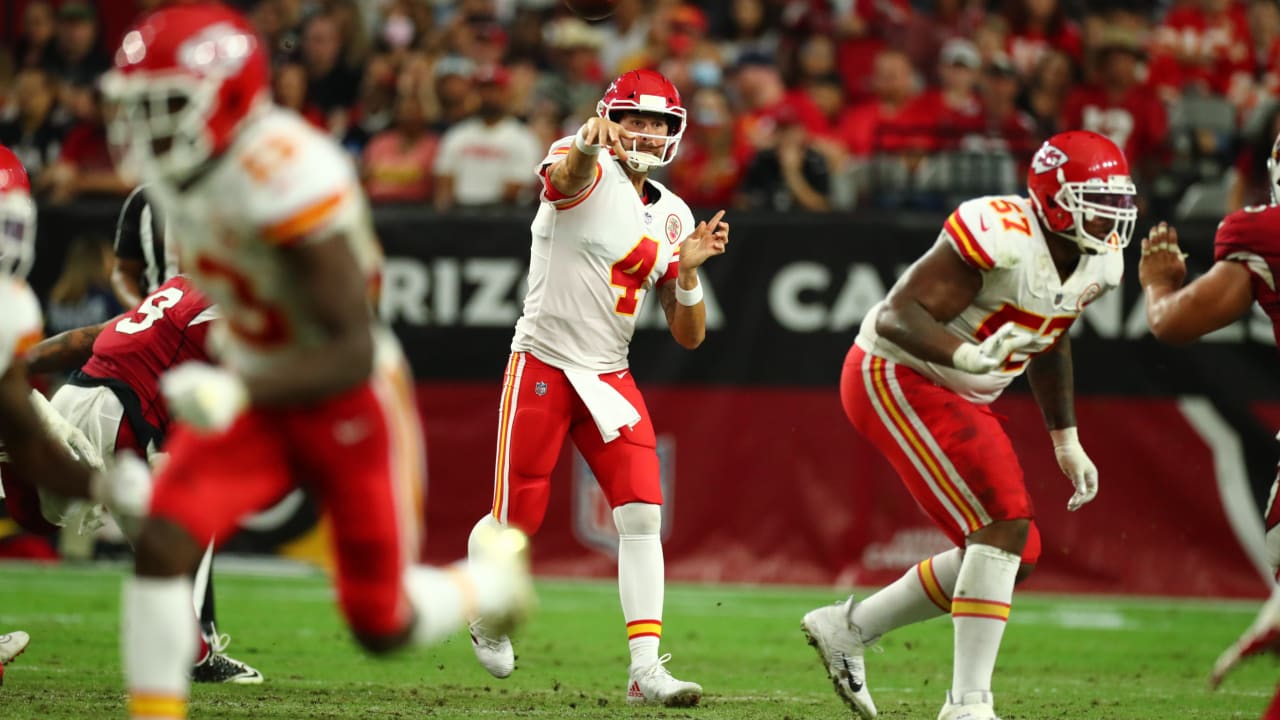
[857,194,1123,405]
[511,137,696,372]
[81,275,216,434]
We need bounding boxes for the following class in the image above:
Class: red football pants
[150,363,425,638]
[488,352,661,535]
[841,345,1041,563]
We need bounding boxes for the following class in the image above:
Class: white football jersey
[511,137,696,372]
[0,278,42,377]
[150,108,394,378]
[858,194,1123,404]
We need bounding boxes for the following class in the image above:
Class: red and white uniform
[0,278,43,502]
[0,278,42,378]
[491,138,694,532]
[148,108,423,638]
[845,195,1122,558]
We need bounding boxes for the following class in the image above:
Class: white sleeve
[0,282,43,377]
[237,125,362,247]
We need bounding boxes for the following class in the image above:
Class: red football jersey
[1214,204,1280,349]
[81,275,215,434]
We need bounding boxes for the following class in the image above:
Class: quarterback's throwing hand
[951,322,1037,374]
[1051,427,1098,511]
[1138,222,1187,291]
[679,209,729,272]
[578,117,633,163]
[161,361,249,433]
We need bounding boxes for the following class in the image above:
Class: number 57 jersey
[511,137,696,373]
[858,194,1124,405]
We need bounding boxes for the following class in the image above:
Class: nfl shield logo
[535,381,548,396]
[573,435,675,556]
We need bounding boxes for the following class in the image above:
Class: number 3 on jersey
[610,236,660,316]
[115,287,184,335]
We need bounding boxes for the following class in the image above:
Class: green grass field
[0,561,1276,719]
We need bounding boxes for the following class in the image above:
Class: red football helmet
[100,3,269,184]
[596,69,687,172]
[0,146,35,279]
[1027,130,1137,254]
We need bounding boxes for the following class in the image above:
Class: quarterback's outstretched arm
[0,362,95,499]
[1140,222,1254,344]
[876,239,983,365]
[26,320,112,375]
[547,118,632,198]
[243,233,374,406]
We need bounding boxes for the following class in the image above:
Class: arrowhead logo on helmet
[1030,144,1069,175]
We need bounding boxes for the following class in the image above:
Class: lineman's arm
[875,239,983,365]
[546,118,631,198]
[242,233,374,406]
[0,362,94,499]
[26,320,112,375]
[1140,221,1255,344]
[1026,333,1075,430]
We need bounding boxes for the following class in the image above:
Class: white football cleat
[0,631,29,665]
[937,690,1000,720]
[467,525,535,642]
[469,621,515,679]
[802,599,877,718]
[626,653,702,707]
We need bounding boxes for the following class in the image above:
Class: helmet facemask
[597,98,686,173]
[0,190,36,279]
[103,71,222,185]
[1048,172,1137,254]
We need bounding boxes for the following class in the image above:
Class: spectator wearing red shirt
[668,87,748,209]
[1149,0,1252,98]
[832,0,912,104]
[361,86,439,204]
[732,52,828,156]
[905,38,986,152]
[1061,30,1167,185]
[835,48,925,157]
[1004,0,1084,78]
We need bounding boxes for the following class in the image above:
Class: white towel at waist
[563,368,641,443]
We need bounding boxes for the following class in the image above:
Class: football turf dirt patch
[0,563,1274,719]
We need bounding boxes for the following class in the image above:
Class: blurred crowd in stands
[1,0,1278,218]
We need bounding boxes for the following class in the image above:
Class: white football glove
[161,362,248,433]
[951,322,1039,375]
[29,389,104,470]
[89,450,153,540]
[1051,427,1098,511]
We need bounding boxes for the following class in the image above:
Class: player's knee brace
[468,514,505,559]
[612,502,661,537]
